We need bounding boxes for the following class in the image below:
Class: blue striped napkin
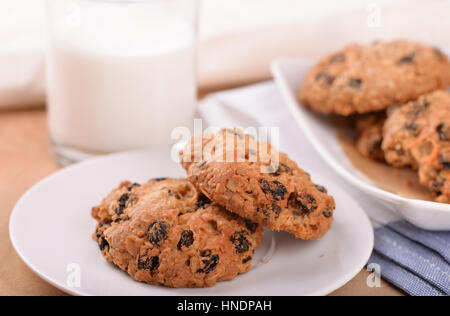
[368,221,450,296]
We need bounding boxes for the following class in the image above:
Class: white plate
[9,148,373,296]
[272,58,450,231]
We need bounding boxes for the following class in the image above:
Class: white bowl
[272,58,450,231]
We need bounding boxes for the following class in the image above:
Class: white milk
[46,3,197,153]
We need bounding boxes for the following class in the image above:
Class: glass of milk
[46,0,198,165]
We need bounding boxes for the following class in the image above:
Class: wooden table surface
[0,107,405,296]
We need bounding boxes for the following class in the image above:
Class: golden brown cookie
[382,90,450,203]
[180,129,335,240]
[92,178,263,288]
[356,114,386,162]
[299,40,450,116]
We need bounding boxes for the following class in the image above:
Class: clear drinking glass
[46,0,198,166]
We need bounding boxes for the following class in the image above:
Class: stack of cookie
[91,129,336,288]
[299,40,450,204]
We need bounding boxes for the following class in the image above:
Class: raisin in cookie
[180,129,336,240]
[356,114,386,162]
[382,90,450,203]
[92,178,263,288]
[300,40,450,116]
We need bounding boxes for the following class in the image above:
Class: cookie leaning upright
[299,40,450,116]
[382,90,450,203]
[355,114,386,162]
[180,129,336,240]
[92,178,263,288]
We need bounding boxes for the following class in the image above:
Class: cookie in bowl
[382,90,450,203]
[299,40,450,116]
[92,178,263,288]
[355,114,386,162]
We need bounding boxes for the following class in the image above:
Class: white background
[1,0,450,108]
